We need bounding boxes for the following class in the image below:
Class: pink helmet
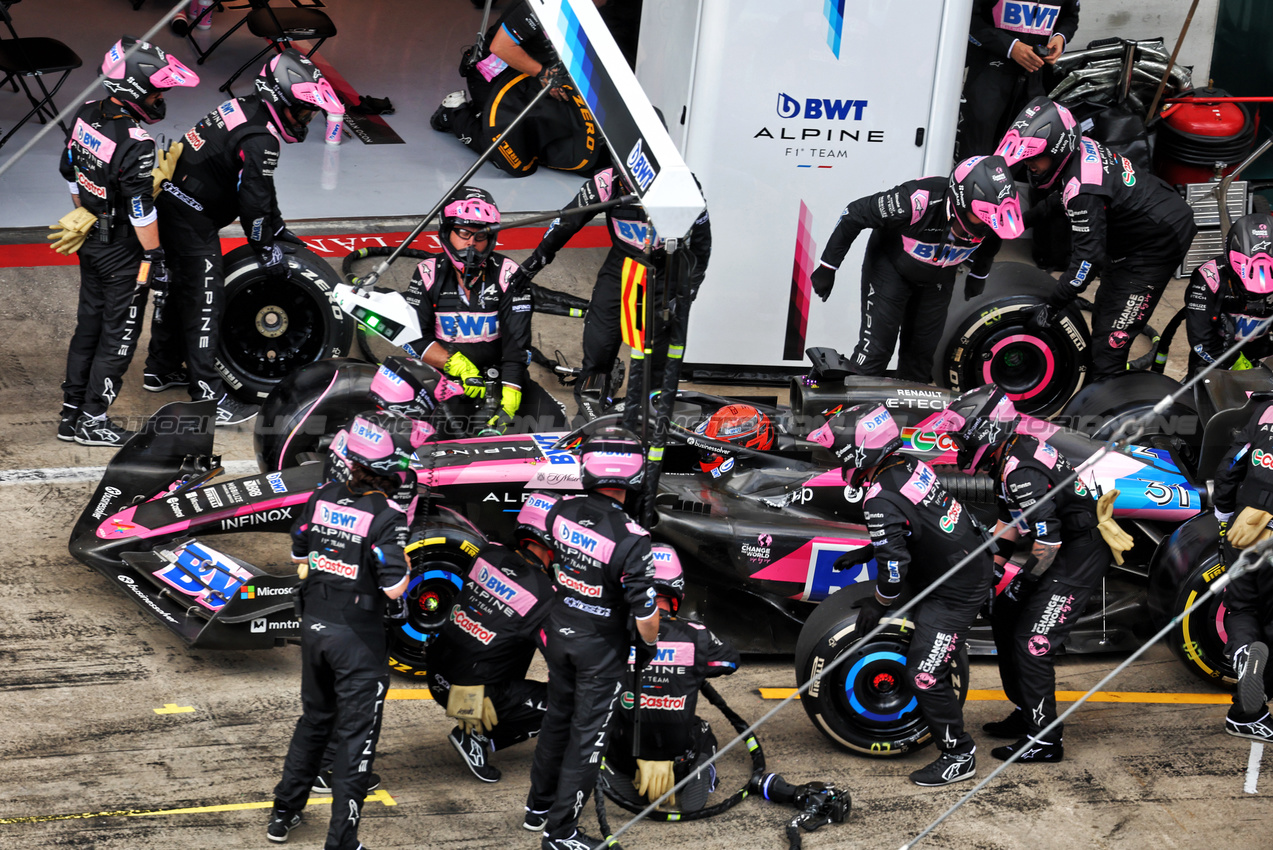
[994,97,1079,190]
[650,543,685,611]
[515,491,559,548]
[101,37,199,123]
[344,411,434,475]
[1227,213,1273,295]
[948,155,1025,240]
[808,404,903,488]
[440,186,501,286]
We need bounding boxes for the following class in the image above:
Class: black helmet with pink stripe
[1227,213,1273,296]
[255,48,342,143]
[101,37,199,123]
[808,404,903,488]
[948,155,1025,240]
[927,384,1020,473]
[994,96,1079,190]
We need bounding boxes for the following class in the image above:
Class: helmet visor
[1229,250,1273,295]
[970,197,1025,239]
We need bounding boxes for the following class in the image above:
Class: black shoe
[982,709,1028,739]
[143,369,187,392]
[73,412,134,447]
[1226,711,1273,743]
[991,737,1064,762]
[909,751,976,787]
[57,404,79,442]
[1236,641,1269,717]
[543,831,598,850]
[216,394,259,427]
[449,726,501,783]
[266,807,302,843]
[310,769,381,794]
[522,809,549,832]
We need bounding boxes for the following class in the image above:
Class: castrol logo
[1253,449,1273,469]
[451,608,495,645]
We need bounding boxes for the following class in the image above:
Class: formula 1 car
[70,340,1251,758]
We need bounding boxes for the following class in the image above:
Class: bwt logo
[438,313,497,338]
[625,139,657,192]
[776,93,868,121]
[568,530,599,552]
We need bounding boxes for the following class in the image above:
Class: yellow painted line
[387,689,433,701]
[758,687,1231,705]
[0,790,396,825]
[153,704,195,715]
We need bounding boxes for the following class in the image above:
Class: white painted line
[1245,742,1263,794]
[0,460,259,486]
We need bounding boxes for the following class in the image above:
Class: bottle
[324,113,344,145]
[191,0,214,31]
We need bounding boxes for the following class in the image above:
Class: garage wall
[1070,0,1220,83]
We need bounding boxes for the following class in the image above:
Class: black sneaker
[982,709,1027,739]
[73,412,134,447]
[1226,712,1273,743]
[310,770,381,794]
[543,831,598,850]
[57,404,79,442]
[266,807,302,843]
[522,809,549,832]
[1236,641,1269,717]
[143,369,187,392]
[449,726,501,783]
[909,750,976,787]
[216,395,259,427]
[991,737,1063,763]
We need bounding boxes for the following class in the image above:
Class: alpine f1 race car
[70,330,1259,758]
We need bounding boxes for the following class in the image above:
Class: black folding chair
[184,0,336,95]
[0,32,81,150]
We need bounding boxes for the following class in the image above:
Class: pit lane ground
[1,231,1266,850]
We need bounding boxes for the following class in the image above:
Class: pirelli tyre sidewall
[253,358,377,473]
[794,590,968,757]
[388,523,484,678]
[937,263,1090,418]
[218,244,357,402]
[1170,549,1237,688]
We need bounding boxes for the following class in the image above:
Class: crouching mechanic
[810,404,993,786]
[269,413,415,848]
[144,49,343,426]
[1185,212,1273,378]
[427,493,558,782]
[933,385,1131,762]
[400,186,567,433]
[602,543,739,812]
[809,155,1023,382]
[1211,396,1273,743]
[526,426,659,850]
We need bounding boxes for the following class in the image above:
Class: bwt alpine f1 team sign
[528,0,706,242]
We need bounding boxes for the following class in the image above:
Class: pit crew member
[1185,212,1273,378]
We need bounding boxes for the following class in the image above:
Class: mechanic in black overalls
[1211,397,1273,744]
[509,166,712,419]
[810,155,1024,382]
[400,186,567,433]
[602,543,739,813]
[58,38,198,446]
[957,0,1079,160]
[525,426,659,850]
[144,49,342,427]
[934,385,1126,762]
[269,413,415,848]
[1184,212,1273,379]
[810,404,993,786]
[427,493,558,783]
[998,97,1199,380]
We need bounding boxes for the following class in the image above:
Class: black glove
[506,267,533,293]
[1002,572,1037,603]
[255,243,289,281]
[810,265,836,302]
[274,223,305,253]
[140,247,169,291]
[1026,302,1056,332]
[833,545,874,572]
[537,61,568,95]
[964,272,987,301]
[633,636,657,672]
[852,596,888,636]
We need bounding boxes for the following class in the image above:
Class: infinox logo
[1253,449,1273,469]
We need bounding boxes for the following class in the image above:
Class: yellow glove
[151,140,183,198]
[446,683,490,734]
[443,350,485,399]
[1095,489,1134,565]
[634,759,676,806]
[481,696,498,730]
[47,207,98,255]
[1229,506,1273,549]
[1234,353,1256,371]
[297,558,309,580]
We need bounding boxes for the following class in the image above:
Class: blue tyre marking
[400,622,430,642]
[407,568,464,591]
[845,649,918,722]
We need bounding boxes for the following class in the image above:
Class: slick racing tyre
[794,590,968,757]
[1147,512,1235,687]
[217,244,357,402]
[936,262,1089,418]
[253,358,377,473]
[1056,371,1201,448]
[388,521,483,678]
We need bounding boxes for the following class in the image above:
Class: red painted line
[0,226,610,269]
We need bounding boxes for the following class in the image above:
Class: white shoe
[442,90,467,108]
